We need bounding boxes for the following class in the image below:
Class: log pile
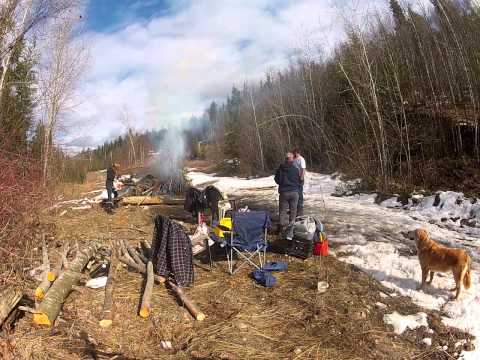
[34,242,101,326]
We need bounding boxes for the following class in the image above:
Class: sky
[61,0,414,152]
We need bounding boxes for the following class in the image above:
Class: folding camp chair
[216,210,271,275]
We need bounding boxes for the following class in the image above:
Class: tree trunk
[33,242,100,326]
[139,261,154,318]
[0,288,23,327]
[99,248,118,328]
[250,90,265,172]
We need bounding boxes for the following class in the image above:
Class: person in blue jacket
[274,152,301,240]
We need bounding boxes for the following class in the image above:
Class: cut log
[47,242,70,282]
[33,242,101,326]
[119,256,166,284]
[139,261,154,318]
[121,196,184,206]
[168,282,205,321]
[35,233,51,300]
[0,288,23,327]
[99,248,118,328]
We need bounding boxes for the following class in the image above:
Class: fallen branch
[33,242,101,326]
[0,288,23,327]
[99,247,118,328]
[139,261,154,318]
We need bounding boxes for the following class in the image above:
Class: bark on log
[0,288,23,327]
[35,234,51,300]
[121,196,184,206]
[99,248,118,328]
[33,242,101,326]
[139,261,154,318]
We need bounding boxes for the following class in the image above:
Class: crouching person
[274,152,301,240]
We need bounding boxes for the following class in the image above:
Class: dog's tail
[463,255,472,290]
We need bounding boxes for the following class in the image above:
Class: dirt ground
[1,169,475,360]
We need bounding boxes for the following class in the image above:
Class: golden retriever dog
[411,228,471,299]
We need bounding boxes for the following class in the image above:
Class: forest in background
[84,0,480,195]
[200,0,480,195]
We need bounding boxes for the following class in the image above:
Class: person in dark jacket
[274,152,301,240]
[106,163,120,209]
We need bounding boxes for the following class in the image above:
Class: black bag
[288,237,314,259]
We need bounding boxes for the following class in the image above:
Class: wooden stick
[18,306,40,314]
[139,261,154,318]
[35,233,51,300]
[33,242,101,326]
[99,247,118,328]
[0,288,23,327]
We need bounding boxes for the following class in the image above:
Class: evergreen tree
[0,39,36,154]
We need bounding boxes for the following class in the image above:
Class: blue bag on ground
[251,269,277,287]
[262,261,288,272]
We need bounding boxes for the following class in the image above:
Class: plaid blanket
[151,215,194,286]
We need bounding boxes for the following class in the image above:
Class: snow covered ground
[186,170,480,359]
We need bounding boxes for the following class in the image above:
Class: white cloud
[63,0,422,150]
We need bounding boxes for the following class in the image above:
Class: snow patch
[422,338,432,346]
[383,311,428,335]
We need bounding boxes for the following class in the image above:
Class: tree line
[202,0,480,194]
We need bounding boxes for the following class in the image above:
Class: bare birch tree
[38,5,87,185]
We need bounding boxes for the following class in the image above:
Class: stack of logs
[0,233,205,331]
[1,233,101,328]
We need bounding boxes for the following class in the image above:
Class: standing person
[106,163,120,210]
[292,146,306,217]
[274,152,301,240]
